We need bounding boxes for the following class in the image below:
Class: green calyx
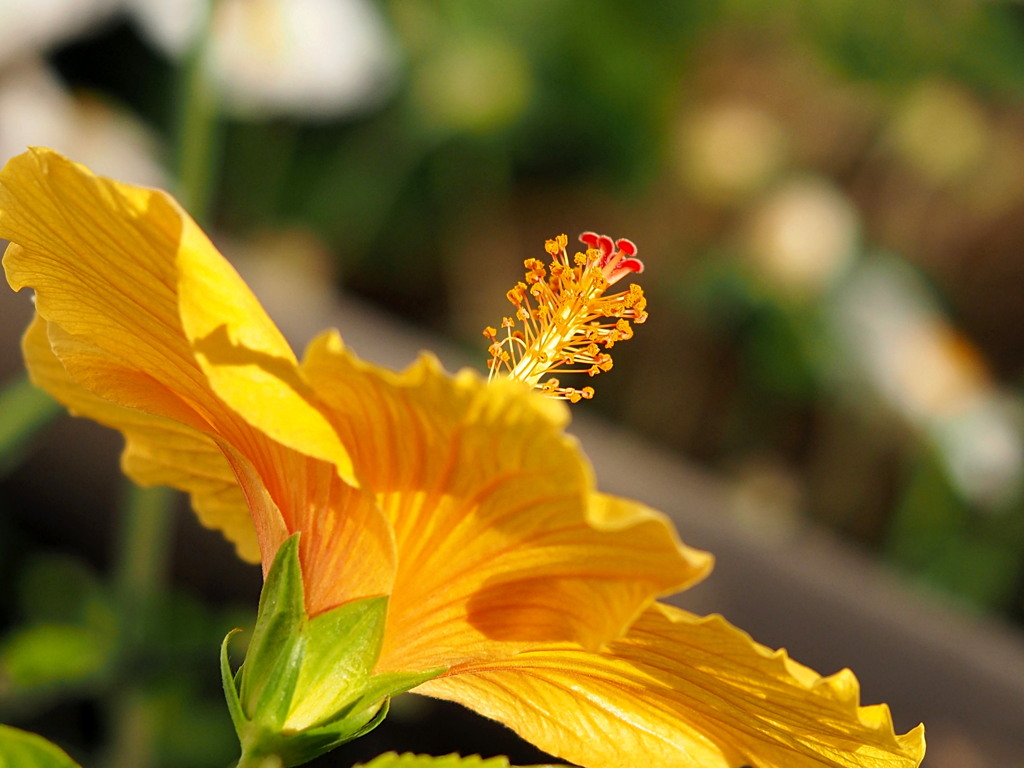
[221,535,444,767]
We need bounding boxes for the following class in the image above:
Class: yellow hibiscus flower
[0,148,924,768]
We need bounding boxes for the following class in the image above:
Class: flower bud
[221,535,441,767]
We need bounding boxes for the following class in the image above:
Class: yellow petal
[301,332,712,672]
[0,148,373,574]
[24,306,395,607]
[21,314,261,562]
[0,147,353,483]
[420,602,925,768]
[31,306,392,593]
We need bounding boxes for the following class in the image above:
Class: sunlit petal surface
[421,603,925,768]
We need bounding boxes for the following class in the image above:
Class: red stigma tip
[579,232,600,248]
[618,257,644,274]
[616,238,637,256]
[596,235,614,256]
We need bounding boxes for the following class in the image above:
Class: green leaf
[0,725,83,767]
[0,623,112,692]
[354,754,559,768]
[887,447,1024,610]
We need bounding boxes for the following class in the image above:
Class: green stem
[236,746,285,768]
[173,2,220,223]
[238,758,284,768]
[105,687,160,768]
[113,483,176,630]
[105,483,176,768]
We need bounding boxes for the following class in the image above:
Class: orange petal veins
[214,439,396,609]
[301,332,712,672]
[420,602,925,768]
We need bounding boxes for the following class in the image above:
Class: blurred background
[1,0,1024,766]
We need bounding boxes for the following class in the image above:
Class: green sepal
[345,667,447,719]
[0,725,84,768]
[283,594,389,729]
[355,753,560,768]
[224,533,446,767]
[248,698,390,766]
[239,534,307,729]
[265,667,443,764]
[220,628,246,734]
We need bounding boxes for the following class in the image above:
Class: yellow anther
[484,232,646,402]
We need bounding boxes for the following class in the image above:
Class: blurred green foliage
[0,485,251,767]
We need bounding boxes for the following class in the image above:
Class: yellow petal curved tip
[586,493,714,594]
[173,190,356,488]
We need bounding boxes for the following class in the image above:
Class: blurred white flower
[746,176,859,299]
[835,259,979,420]
[931,395,1024,509]
[0,0,118,66]
[129,0,398,119]
[0,0,164,183]
[833,257,1022,507]
[0,59,165,186]
[127,0,205,56]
